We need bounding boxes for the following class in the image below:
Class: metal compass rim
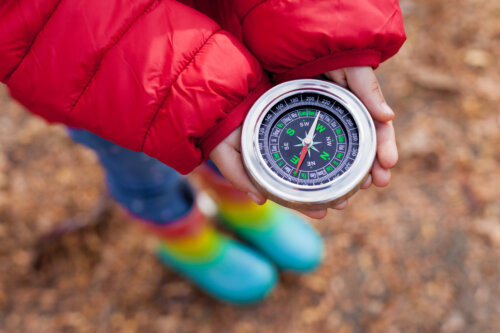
[241,79,377,208]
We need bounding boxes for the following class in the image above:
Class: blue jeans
[68,129,194,225]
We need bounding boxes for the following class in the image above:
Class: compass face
[258,91,359,187]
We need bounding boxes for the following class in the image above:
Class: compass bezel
[241,79,377,208]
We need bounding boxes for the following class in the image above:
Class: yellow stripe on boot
[217,200,277,231]
[159,225,224,263]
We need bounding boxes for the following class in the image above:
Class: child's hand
[324,66,398,189]
[209,129,346,220]
[210,66,397,220]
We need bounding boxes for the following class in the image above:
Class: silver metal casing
[241,79,377,209]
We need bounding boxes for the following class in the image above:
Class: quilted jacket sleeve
[233,0,406,83]
[0,0,271,174]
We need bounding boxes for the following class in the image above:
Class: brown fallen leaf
[410,67,460,92]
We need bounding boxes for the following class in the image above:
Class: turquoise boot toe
[157,225,277,304]
[218,201,324,273]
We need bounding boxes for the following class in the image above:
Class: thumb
[344,67,395,123]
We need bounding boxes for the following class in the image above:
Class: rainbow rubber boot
[141,204,278,304]
[198,166,324,272]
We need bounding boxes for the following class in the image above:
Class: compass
[241,79,376,209]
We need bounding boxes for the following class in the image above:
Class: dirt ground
[1,0,499,332]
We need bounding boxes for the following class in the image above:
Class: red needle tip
[294,145,309,176]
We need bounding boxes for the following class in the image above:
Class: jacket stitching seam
[139,28,221,152]
[4,0,63,83]
[240,0,268,24]
[368,8,400,48]
[67,0,160,118]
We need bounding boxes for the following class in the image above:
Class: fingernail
[334,200,348,210]
[361,174,372,187]
[248,192,263,205]
[381,102,395,118]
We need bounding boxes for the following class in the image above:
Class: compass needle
[304,112,320,145]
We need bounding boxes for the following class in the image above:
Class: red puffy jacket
[0,0,405,174]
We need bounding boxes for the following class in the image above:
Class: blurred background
[0,0,499,332]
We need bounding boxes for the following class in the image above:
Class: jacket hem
[274,49,382,83]
[198,78,272,161]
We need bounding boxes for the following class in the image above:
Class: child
[0,0,405,303]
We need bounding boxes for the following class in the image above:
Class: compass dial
[258,92,359,187]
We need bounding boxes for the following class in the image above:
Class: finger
[375,121,398,169]
[360,174,372,189]
[326,69,348,87]
[344,67,394,122]
[298,208,328,220]
[210,144,266,205]
[332,200,348,210]
[371,159,391,187]
[224,127,243,153]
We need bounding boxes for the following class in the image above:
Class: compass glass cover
[258,91,359,186]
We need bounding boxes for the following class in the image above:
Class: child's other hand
[324,66,398,189]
